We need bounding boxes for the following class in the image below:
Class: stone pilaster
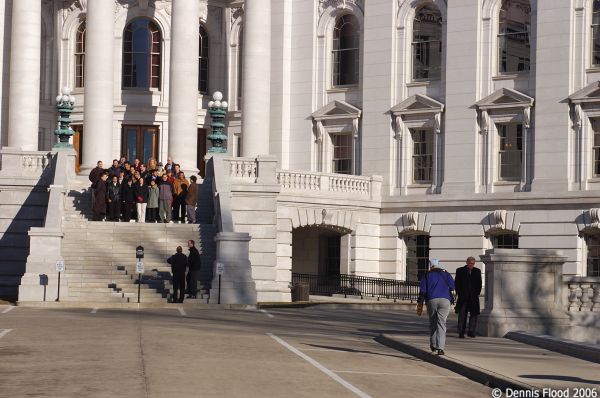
[168,0,200,173]
[8,0,42,150]
[81,0,115,172]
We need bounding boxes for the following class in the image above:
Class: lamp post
[207,91,228,153]
[53,86,75,149]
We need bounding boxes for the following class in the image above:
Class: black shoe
[430,345,436,352]
[186,295,193,298]
[467,331,476,338]
[436,349,445,355]
[459,334,465,338]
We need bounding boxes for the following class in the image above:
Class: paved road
[0,305,491,398]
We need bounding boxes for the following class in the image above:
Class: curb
[258,301,416,310]
[376,333,535,391]
[16,301,257,310]
[505,331,600,364]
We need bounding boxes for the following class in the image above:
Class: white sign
[216,263,225,276]
[136,260,144,274]
[56,260,65,273]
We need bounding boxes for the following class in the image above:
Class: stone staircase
[60,177,216,304]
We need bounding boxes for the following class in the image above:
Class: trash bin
[292,282,309,302]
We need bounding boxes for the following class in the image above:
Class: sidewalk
[378,332,600,390]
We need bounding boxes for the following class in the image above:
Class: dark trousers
[173,196,185,221]
[122,202,134,222]
[457,303,479,335]
[186,270,199,297]
[92,211,105,221]
[108,201,121,221]
[172,273,185,303]
[146,207,158,223]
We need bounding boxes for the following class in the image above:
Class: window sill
[327,85,358,93]
[493,180,520,186]
[408,183,432,188]
[122,88,162,94]
[407,80,434,87]
[586,67,600,74]
[492,72,529,81]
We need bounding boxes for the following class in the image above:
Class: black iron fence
[292,273,420,302]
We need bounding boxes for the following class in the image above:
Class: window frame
[497,0,531,75]
[405,234,430,282]
[330,132,354,175]
[199,24,209,94]
[75,22,86,89]
[491,232,519,249]
[410,128,434,184]
[411,5,443,82]
[497,123,523,182]
[592,0,600,68]
[585,233,600,277]
[122,18,162,90]
[331,14,360,88]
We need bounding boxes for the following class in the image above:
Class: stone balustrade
[277,169,382,200]
[0,148,53,181]
[565,277,600,312]
[226,157,258,182]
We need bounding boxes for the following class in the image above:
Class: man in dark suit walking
[455,256,482,338]
[167,246,187,303]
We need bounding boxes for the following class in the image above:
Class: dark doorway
[122,125,159,164]
[197,128,208,178]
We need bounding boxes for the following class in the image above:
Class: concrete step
[66,274,134,280]
[62,296,128,303]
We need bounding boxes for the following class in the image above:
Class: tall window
[586,235,600,276]
[237,27,244,104]
[75,22,85,88]
[123,19,162,89]
[412,5,442,81]
[592,1,600,66]
[411,129,433,183]
[498,0,531,74]
[498,123,523,181]
[406,235,430,282]
[331,133,353,174]
[332,14,359,87]
[199,25,209,94]
[593,119,600,177]
[492,233,519,249]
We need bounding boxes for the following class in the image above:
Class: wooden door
[72,125,83,174]
[121,125,160,164]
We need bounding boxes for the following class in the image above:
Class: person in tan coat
[185,175,198,224]
[172,171,190,223]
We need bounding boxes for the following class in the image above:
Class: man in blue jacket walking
[417,258,456,355]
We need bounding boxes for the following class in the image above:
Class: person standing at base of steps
[417,258,456,356]
[455,256,482,338]
[186,240,201,299]
[167,246,188,303]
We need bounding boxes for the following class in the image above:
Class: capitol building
[0,0,599,304]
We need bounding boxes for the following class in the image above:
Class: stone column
[82,0,115,172]
[7,0,42,150]
[241,0,271,157]
[168,0,199,173]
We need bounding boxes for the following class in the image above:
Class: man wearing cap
[417,258,456,355]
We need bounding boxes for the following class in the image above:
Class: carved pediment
[391,94,444,116]
[482,210,520,237]
[396,212,431,236]
[475,88,534,110]
[569,81,600,104]
[312,100,362,121]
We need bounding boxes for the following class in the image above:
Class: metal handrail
[292,273,420,302]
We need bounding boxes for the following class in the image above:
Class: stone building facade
[1,0,600,299]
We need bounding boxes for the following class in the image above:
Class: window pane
[332,133,353,174]
[412,5,442,80]
[332,14,359,87]
[411,129,433,183]
[586,234,600,276]
[498,123,523,181]
[199,25,210,93]
[123,19,162,89]
[492,234,519,249]
[498,0,531,73]
[126,129,137,161]
[406,235,430,282]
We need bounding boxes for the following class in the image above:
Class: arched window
[75,22,85,88]
[592,0,600,66]
[498,0,531,74]
[412,5,442,81]
[123,19,162,89]
[199,25,209,94]
[332,14,359,87]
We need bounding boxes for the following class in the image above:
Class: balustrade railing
[292,273,420,302]
[277,170,380,198]
[565,277,600,312]
[227,158,258,181]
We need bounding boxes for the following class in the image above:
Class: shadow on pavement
[519,374,600,385]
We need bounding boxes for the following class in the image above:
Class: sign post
[136,260,144,304]
[216,263,224,304]
[55,260,65,302]
[136,246,144,304]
